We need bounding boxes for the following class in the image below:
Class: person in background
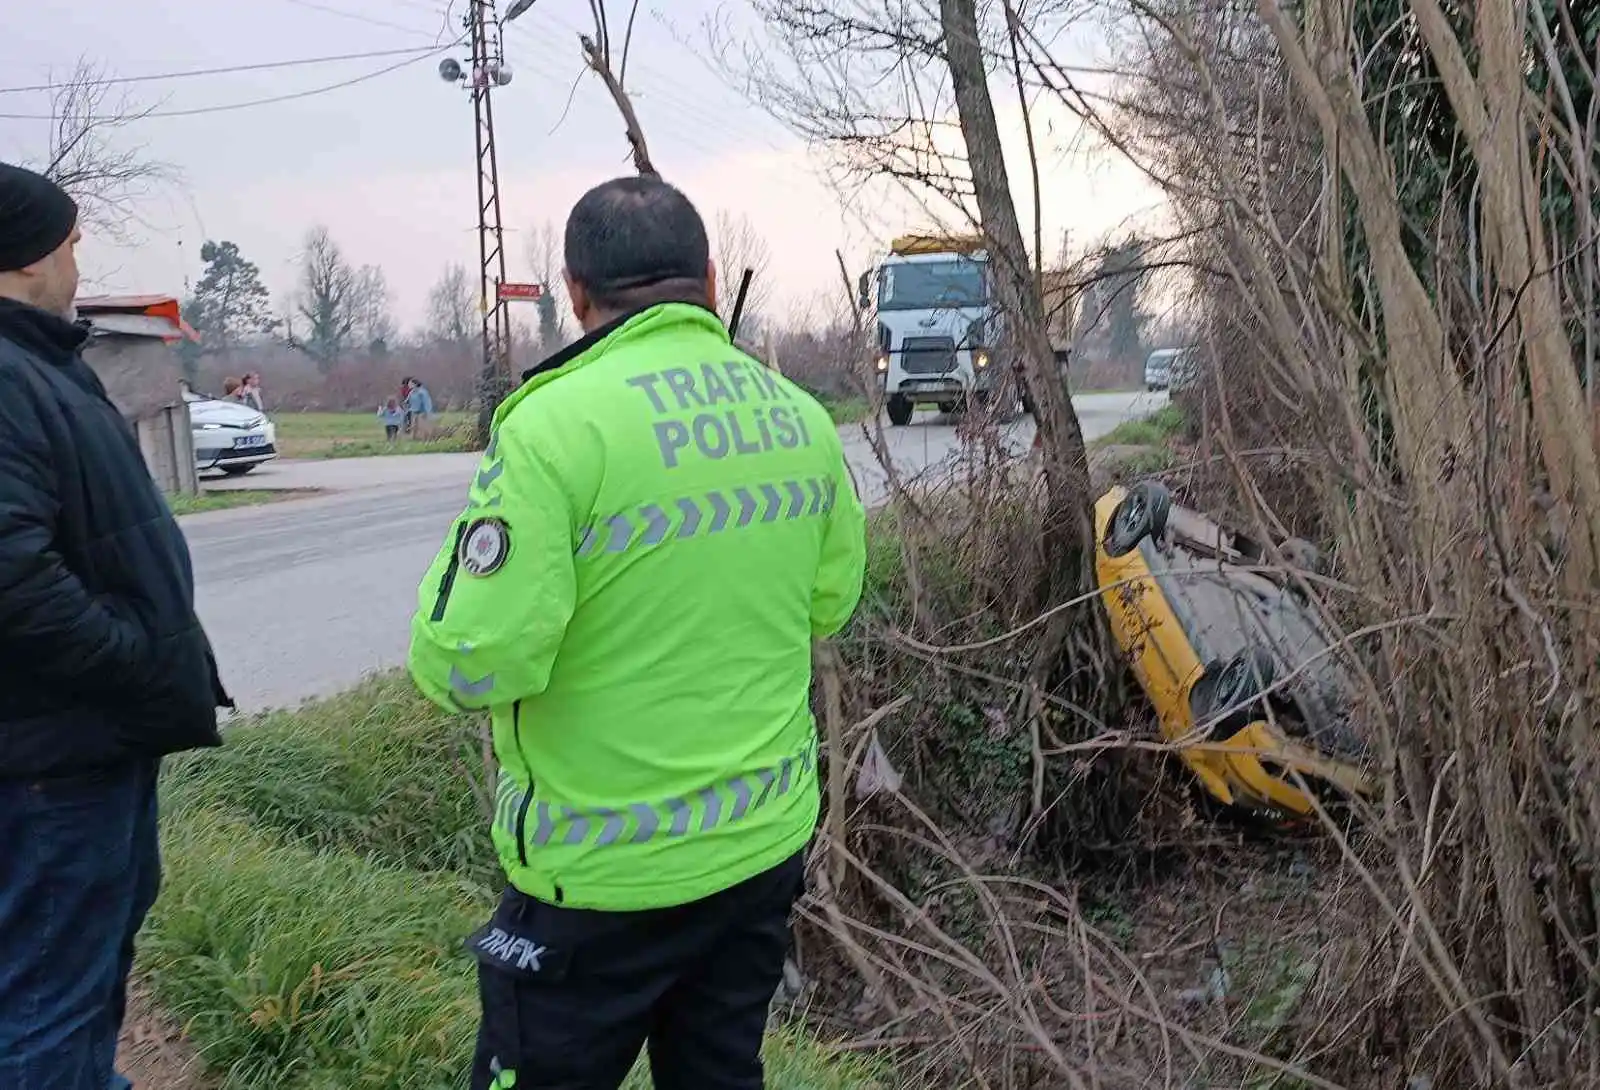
[405,377,435,440]
[240,371,265,413]
[0,161,232,1090]
[379,396,406,441]
[409,175,867,1090]
[222,375,243,401]
[400,378,415,434]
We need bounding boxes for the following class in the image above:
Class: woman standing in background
[240,372,266,413]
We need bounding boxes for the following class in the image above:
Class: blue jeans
[0,760,161,1090]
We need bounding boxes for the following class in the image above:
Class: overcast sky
[0,0,1165,332]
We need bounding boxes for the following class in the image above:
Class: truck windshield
[877,260,986,311]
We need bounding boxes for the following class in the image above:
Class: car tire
[1103,480,1172,557]
[1201,646,1277,718]
[221,464,256,477]
[937,400,957,415]
[887,395,914,427]
[1191,647,1280,740]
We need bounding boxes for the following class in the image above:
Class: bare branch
[32,58,174,246]
[578,1,656,176]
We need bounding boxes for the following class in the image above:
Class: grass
[142,810,485,1089]
[165,489,313,517]
[278,400,873,460]
[1093,402,1187,449]
[273,411,479,459]
[818,394,875,426]
[145,675,887,1089]
[161,676,496,887]
[1105,446,1179,478]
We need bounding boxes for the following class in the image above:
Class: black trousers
[470,850,805,1090]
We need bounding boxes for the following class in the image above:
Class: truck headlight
[974,350,989,369]
[875,354,889,373]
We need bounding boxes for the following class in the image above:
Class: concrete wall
[82,335,187,421]
[132,405,199,496]
[81,334,198,495]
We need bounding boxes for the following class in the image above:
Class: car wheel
[1202,646,1277,718]
[221,464,256,477]
[887,395,914,427]
[937,400,957,415]
[1103,480,1172,557]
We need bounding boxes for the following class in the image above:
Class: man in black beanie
[0,161,231,1089]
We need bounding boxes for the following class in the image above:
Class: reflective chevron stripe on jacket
[493,736,819,852]
[576,478,837,555]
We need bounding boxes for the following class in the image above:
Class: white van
[1143,347,1183,391]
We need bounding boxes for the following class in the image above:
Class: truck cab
[861,236,1023,426]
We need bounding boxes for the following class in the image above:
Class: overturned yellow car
[1094,481,1372,816]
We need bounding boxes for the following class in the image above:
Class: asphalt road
[188,390,1166,713]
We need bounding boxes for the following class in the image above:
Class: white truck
[858,235,1031,426]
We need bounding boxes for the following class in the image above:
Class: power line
[274,0,446,39]
[0,48,454,121]
[0,45,452,96]
[498,19,790,157]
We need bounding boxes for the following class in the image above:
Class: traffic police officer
[409,175,868,1090]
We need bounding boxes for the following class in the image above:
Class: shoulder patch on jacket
[460,517,511,576]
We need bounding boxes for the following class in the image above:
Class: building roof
[75,294,198,342]
[77,294,181,312]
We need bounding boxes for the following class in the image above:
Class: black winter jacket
[0,297,229,780]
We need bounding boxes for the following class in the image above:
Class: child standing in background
[378,397,405,441]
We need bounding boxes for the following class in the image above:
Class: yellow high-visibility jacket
[409,303,867,910]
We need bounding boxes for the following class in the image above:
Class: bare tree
[287,226,359,373]
[1067,0,1600,1081]
[736,2,1107,664]
[712,210,773,328]
[34,59,171,245]
[350,264,396,352]
[523,220,570,353]
[426,263,477,345]
[940,0,1105,674]
[576,1,656,176]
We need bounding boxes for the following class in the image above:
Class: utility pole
[440,1,523,445]
[468,0,511,445]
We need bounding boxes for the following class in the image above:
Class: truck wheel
[887,395,914,427]
[937,400,957,415]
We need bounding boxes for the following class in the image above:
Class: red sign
[498,281,546,301]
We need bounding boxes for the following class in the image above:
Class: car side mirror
[857,270,872,311]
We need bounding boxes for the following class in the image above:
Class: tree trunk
[940,0,1104,653]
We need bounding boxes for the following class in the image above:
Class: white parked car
[185,391,278,476]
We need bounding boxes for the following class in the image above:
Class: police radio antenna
[437,0,535,445]
[727,267,755,344]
